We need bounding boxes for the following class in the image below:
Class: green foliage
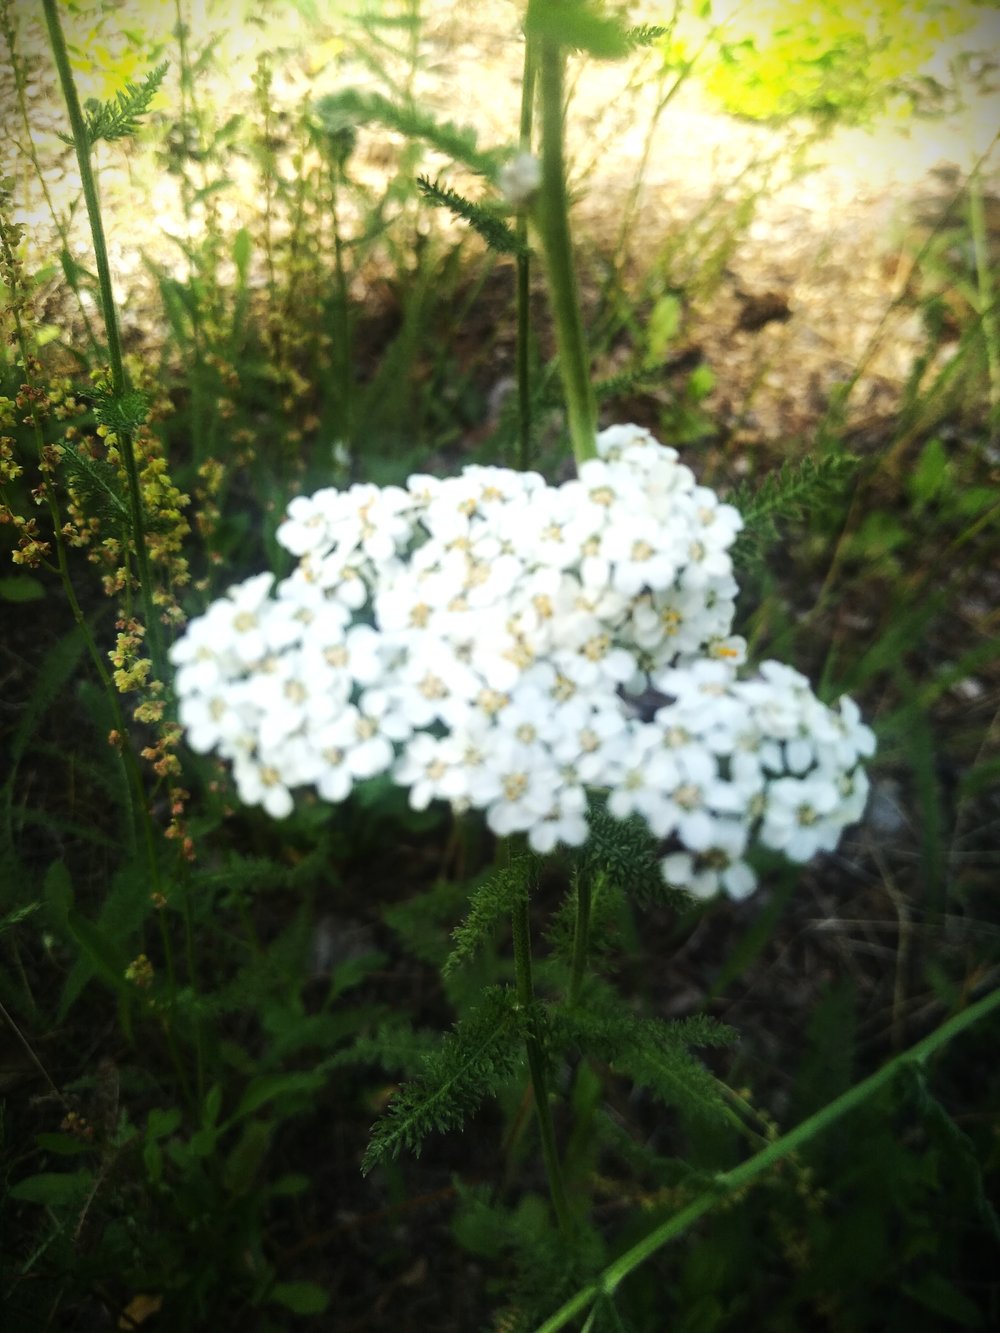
[625,25,671,49]
[555,980,737,1123]
[1,625,86,827]
[732,450,860,573]
[0,573,45,602]
[453,1182,607,1332]
[362,986,524,1171]
[577,802,678,906]
[90,385,151,436]
[675,0,979,126]
[59,445,131,528]
[382,875,470,968]
[2,0,998,1326]
[311,88,505,177]
[74,61,169,145]
[418,174,529,256]
[444,854,536,977]
[332,1020,441,1079]
[650,995,1000,1333]
[526,0,632,60]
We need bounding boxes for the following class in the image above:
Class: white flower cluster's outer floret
[170,425,875,897]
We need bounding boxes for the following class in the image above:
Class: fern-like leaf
[417,175,528,256]
[382,876,469,967]
[593,366,659,404]
[555,979,737,1122]
[311,90,505,176]
[443,855,537,978]
[732,451,858,572]
[91,386,151,436]
[626,24,671,48]
[362,986,523,1172]
[332,1023,441,1080]
[578,801,677,906]
[60,447,131,528]
[67,62,169,146]
[453,1181,604,1332]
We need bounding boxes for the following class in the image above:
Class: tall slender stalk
[40,0,165,679]
[567,867,594,1008]
[329,161,353,448]
[968,167,1000,447]
[515,35,537,471]
[534,982,1000,1332]
[35,2,209,1109]
[0,0,101,358]
[532,37,597,466]
[510,875,574,1235]
[172,0,209,465]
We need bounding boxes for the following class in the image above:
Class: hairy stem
[511,881,574,1235]
[968,166,1000,446]
[534,983,1000,1332]
[533,37,597,466]
[567,867,594,1008]
[515,34,536,471]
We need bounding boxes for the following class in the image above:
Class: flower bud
[499,152,541,208]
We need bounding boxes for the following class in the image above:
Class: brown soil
[4,0,1000,448]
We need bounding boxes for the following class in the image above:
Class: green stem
[330,165,353,447]
[172,0,208,466]
[182,887,205,1102]
[533,983,1000,1333]
[567,867,593,1008]
[41,0,164,678]
[968,167,1000,446]
[0,261,158,887]
[532,37,597,466]
[515,35,536,471]
[0,0,100,358]
[511,881,574,1235]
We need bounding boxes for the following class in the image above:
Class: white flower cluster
[170,424,874,900]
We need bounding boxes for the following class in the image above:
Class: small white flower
[394,733,454,811]
[171,422,874,882]
[177,684,255,757]
[317,703,394,781]
[276,488,341,557]
[662,832,756,901]
[233,753,295,819]
[760,774,842,861]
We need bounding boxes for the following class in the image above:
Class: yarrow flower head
[170,425,874,901]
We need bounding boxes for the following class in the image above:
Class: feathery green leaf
[69,62,169,147]
[311,90,505,176]
[443,855,537,977]
[732,451,859,572]
[362,986,524,1172]
[417,175,529,256]
[60,446,131,528]
[578,802,676,906]
[555,980,737,1121]
[625,24,671,48]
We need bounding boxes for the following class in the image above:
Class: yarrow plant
[13,5,1000,1328]
[165,18,882,1292]
[170,422,874,900]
